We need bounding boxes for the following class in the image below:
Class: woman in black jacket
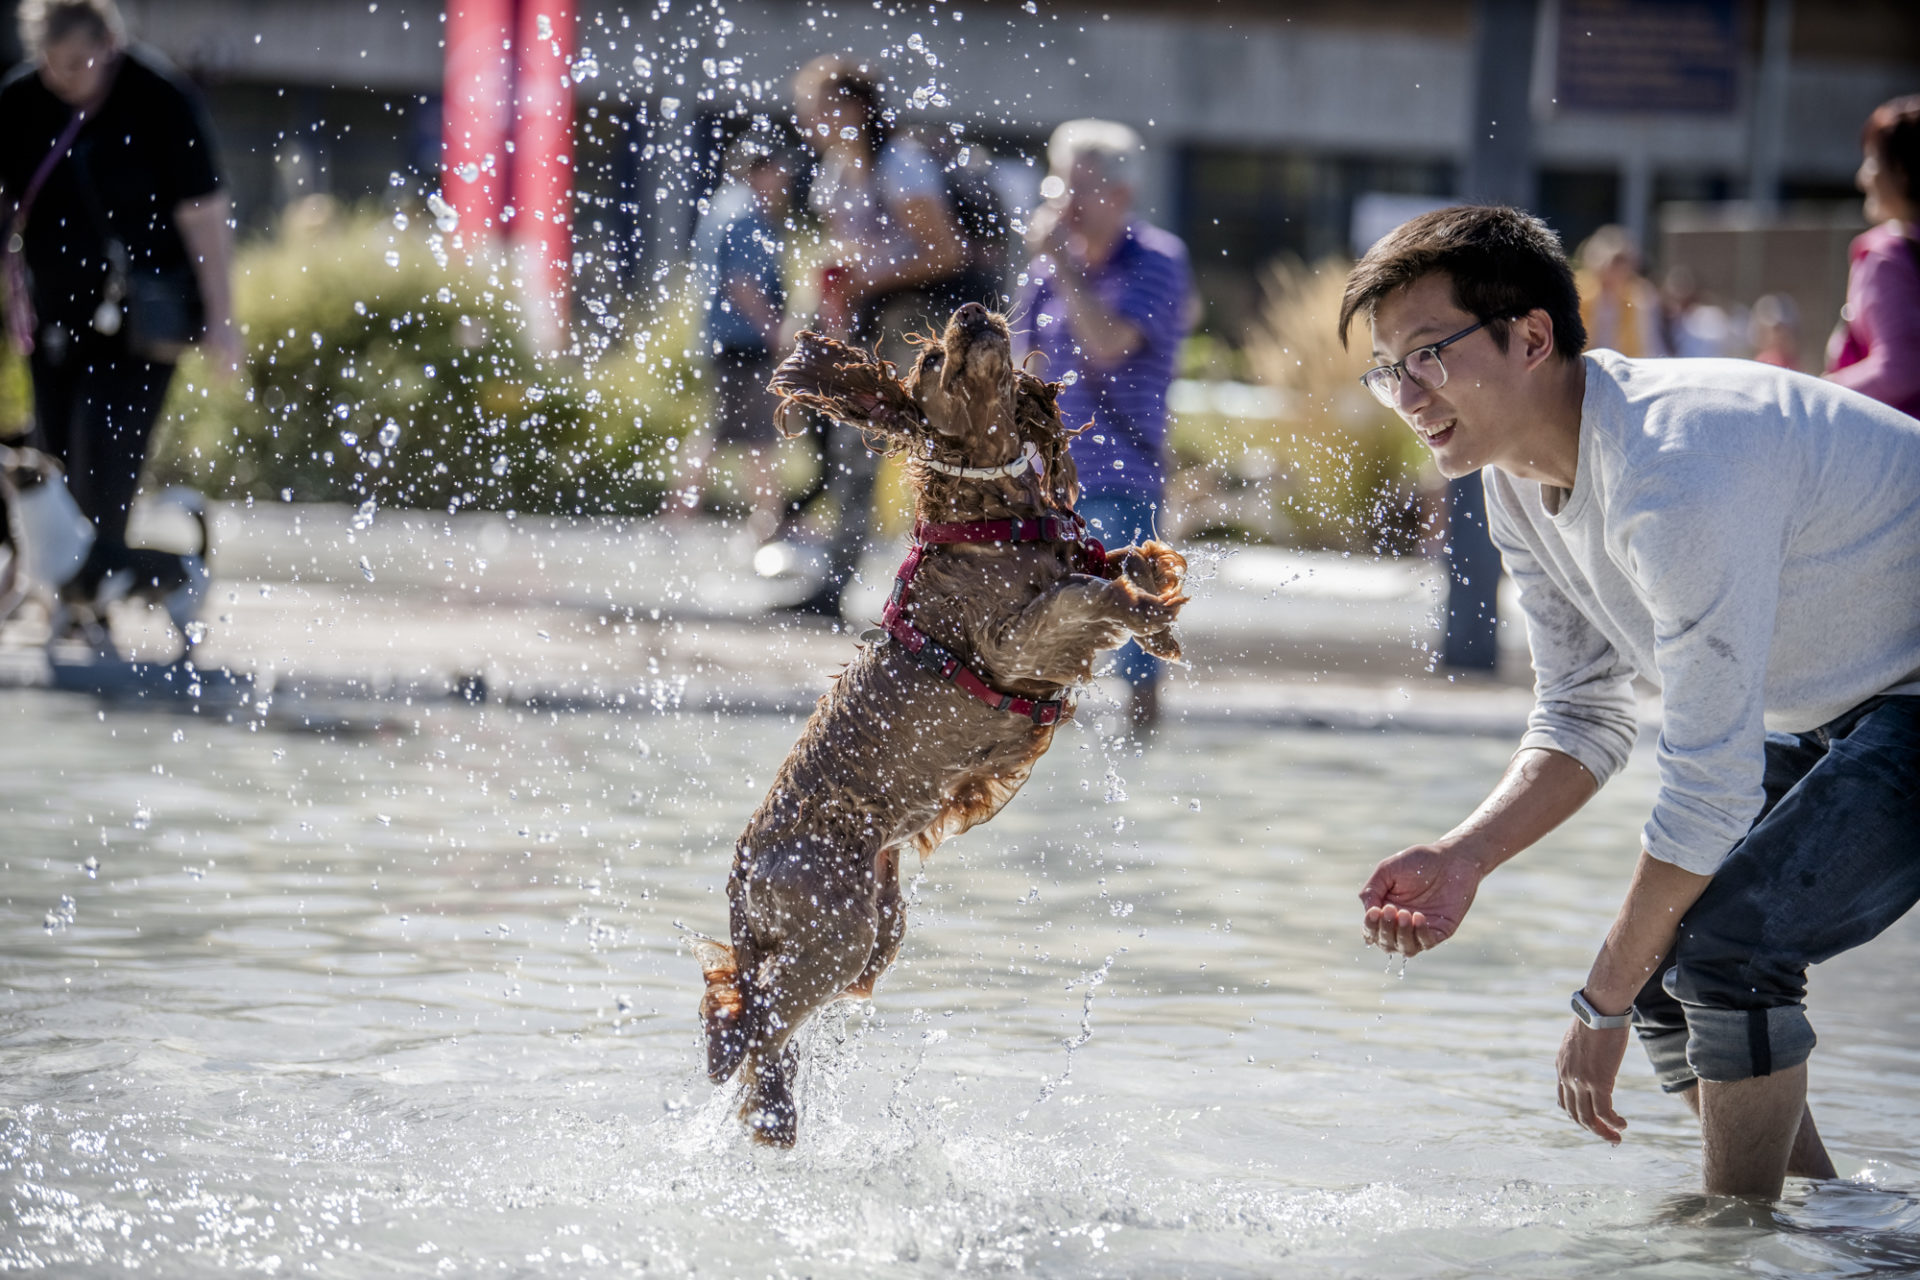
[1,0,234,639]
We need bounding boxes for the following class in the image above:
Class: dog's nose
[956,302,991,332]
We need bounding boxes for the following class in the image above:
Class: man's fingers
[1567,1083,1624,1144]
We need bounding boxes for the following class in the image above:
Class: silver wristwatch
[1570,989,1633,1029]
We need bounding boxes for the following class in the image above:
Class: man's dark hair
[1338,205,1586,361]
[1863,94,1920,207]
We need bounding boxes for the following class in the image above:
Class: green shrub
[155,200,702,516]
[1242,256,1435,553]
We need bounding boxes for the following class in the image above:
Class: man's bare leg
[1697,1063,1824,1198]
[1679,1075,1835,1183]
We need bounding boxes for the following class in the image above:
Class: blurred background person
[0,0,234,641]
[1016,119,1191,735]
[1749,293,1801,370]
[677,144,789,542]
[1660,265,1735,359]
[1826,94,1920,417]
[777,57,972,617]
[1576,224,1668,357]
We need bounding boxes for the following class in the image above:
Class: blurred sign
[1554,0,1741,115]
[1350,193,1451,258]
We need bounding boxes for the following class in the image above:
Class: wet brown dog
[692,302,1187,1145]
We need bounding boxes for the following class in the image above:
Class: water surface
[3,691,1917,1275]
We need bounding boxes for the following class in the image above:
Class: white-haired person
[1015,119,1192,733]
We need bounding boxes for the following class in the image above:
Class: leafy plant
[1242,256,1435,553]
[154,199,702,516]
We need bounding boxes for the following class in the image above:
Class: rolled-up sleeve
[1486,475,1640,788]
[1614,456,1784,874]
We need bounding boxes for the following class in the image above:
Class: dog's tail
[687,931,750,1084]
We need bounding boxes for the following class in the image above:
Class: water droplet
[391,210,409,231]
[377,814,392,826]
[570,54,599,83]
[1189,799,1202,812]
[659,97,681,120]
[378,419,401,448]
[427,191,460,230]
[535,13,551,40]
[384,249,400,269]
[131,807,151,830]
[82,856,99,878]
[631,53,652,78]
[358,556,376,582]
[491,455,510,477]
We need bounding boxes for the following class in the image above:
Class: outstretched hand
[1358,844,1484,956]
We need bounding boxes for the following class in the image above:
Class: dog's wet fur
[693,303,1187,1145]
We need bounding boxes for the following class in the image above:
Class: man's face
[1367,273,1525,479]
[39,32,115,107]
[1059,156,1131,244]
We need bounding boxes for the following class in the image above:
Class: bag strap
[4,58,122,356]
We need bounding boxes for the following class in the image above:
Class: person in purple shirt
[1017,119,1192,732]
[1826,94,1920,418]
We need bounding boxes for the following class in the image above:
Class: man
[1016,119,1191,732]
[1345,205,1920,1200]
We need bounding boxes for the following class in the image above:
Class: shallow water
[3,690,1918,1276]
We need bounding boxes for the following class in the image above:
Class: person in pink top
[1826,95,1920,418]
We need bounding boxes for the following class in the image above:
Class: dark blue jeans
[1075,491,1163,689]
[1632,695,1920,1090]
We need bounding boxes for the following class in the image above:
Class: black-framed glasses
[1359,320,1488,407]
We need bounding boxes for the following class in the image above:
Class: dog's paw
[740,1047,800,1147]
[690,933,749,1082]
[1112,539,1188,602]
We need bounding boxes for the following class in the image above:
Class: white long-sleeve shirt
[1485,351,1920,874]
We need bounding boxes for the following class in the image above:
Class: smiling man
[1341,205,1920,1200]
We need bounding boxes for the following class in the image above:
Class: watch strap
[1571,989,1633,1030]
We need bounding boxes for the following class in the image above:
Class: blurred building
[38,0,1920,335]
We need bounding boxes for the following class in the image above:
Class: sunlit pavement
[5,501,1637,735]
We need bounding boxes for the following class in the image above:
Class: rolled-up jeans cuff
[1635,1022,1697,1093]
[1684,1005,1817,1083]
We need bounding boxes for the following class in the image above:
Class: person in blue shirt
[678,147,789,539]
[1016,119,1193,732]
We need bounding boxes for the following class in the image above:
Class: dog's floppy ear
[768,331,923,440]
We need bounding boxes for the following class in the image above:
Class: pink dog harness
[877,514,1113,726]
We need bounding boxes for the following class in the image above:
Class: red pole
[509,0,575,351]
[440,0,515,236]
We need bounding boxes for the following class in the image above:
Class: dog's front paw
[1112,540,1189,605]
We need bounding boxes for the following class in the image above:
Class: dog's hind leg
[844,845,905,999]
[690,932,749,1083]
[732,842,881,1146]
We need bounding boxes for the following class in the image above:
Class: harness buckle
[1031,700,1061,726]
